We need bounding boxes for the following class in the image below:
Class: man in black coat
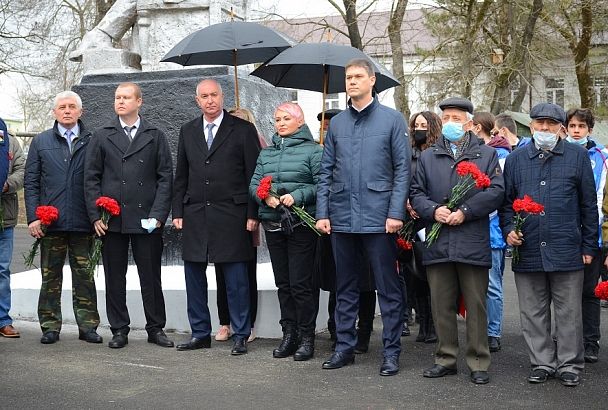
[84,82,173,349]
[410,97,504,385]
[24,91,101,345]
[172,79,260,355]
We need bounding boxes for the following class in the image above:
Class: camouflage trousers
[38,232,100,333]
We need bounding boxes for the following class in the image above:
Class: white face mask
[533,131,558,150]
[566,135,588,145]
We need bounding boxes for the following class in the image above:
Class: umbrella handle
[319,66,328,146]
[233,51,240,109]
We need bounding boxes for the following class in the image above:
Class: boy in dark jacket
[24,91,101,345]
[500,103,597,387]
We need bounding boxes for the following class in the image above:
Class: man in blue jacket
[24,91,101,345]
[501,103,597,387]
[316,58,410,376]
[564,108,605,364]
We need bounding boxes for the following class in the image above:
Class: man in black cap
[500,102,597,387]
[411,96,504,384]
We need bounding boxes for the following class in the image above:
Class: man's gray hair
[196,79,223,95]
[54,91,82,109]
[345,58,375,77]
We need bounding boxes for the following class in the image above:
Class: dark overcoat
[84,117,173,233]
[410,134,505,268]
[172,111,261,263]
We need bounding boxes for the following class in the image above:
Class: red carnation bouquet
[24,206,60,268]
[397,219,415,251]
[87,196,121,276]
[426,161,491,247]
[595,281,608,300]
[511,195,544,264]
[256,175,320,235]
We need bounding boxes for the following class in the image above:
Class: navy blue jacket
[316,98,410,233]
[410,134,504,267]
[500,138,598,273]
[0,118,8,188]
[24,121,92,232]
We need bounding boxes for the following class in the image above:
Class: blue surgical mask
[533,131,558,150]
[566,135,588,145]
[442,122,465,142]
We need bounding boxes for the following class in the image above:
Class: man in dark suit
[172,79,260,355]
[84,82,174,349]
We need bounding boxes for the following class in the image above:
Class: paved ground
[3,227,608,409]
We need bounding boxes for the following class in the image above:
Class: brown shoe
[0,325,20,338]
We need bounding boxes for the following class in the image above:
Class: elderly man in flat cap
[410,97,504,384]
[500,103,597,387]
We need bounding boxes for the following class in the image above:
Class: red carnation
[95,196,121,216]
[594,281,608,300]
[35,206,60,226]
[511,195,544,264]
[475,174,491,189]
[256,176,273,200]
[24,205,60,268]
[87,196,121,276]
[397,238,413,251]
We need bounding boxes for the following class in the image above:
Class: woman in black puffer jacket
[249,102,323,362]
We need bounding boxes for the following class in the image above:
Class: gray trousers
[514,271,584,375]
[427,263,490,371]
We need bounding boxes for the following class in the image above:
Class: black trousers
[266,226,319,335]
[216,251,258,327]
[582,248,602,346]
[102,232,166,335]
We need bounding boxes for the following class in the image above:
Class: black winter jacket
[24,121,92,232]
[410,133,505,267]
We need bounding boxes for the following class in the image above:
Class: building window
[289,90,298,103]
[324,93,340,110]
[593,76,608,106]
[545,78,564,106]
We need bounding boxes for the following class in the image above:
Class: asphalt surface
[3,227,608,409]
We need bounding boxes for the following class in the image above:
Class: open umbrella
[250,42,400,142]
[161,21,294,108]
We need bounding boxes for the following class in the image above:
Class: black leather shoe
[527,368,550,383]
[273,327,298,358]
[488,336,501,353]
[401,322,410,337]
[423,364,457,378]
[147,330,174,347]
[322,352,355,369]
[79,330,103,344]
[470,371,490,384]
[558,371,580,387]
[176,337,211,351]
[379,355,400,376]
[231,337,248,355]
[108,333,128,349]
[584,343,599,363]
[40,331,60,344]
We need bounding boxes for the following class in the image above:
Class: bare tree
[387,0,409,119]
[540,0,608,109]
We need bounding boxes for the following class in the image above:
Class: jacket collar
[432,131,482,162]
[527,136,565,158]
[347,96,378,117]
[105,116,156,156]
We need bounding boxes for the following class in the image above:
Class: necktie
[124,125,135,142]
[206,123,215,149]
[65,130,73,153]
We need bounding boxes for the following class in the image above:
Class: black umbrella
[250,42,400,142]
[161,21,293,107]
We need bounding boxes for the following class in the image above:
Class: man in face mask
[500,103,598,387]
[410,97,505,385]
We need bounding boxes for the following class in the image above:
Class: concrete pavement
[3,227,608,408]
